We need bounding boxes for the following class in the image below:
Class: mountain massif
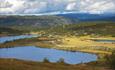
[0,13,115,28]
[0,15,73,28]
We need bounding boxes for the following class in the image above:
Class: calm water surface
[0,35,38,43]
[0,46,97,64]
[94,39,115,43]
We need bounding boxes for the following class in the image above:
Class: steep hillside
[57,13,115,21]
[0,15,72,28]
[0,27,25,35]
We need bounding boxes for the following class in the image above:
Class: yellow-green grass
[0,36,115,55]
[53,36,115,54]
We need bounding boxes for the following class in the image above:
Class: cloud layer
[0,0,115,14]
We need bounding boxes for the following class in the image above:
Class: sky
[0,0,115,15]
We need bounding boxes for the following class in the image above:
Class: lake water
[93,39,115,43]
[0,46,97,64]
[0,35,38,43]
[0,35,97,64]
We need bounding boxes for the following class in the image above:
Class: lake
[0,46,97,64]
[93,39,115,43]
[0,35,38,43]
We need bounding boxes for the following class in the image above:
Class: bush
[43,58,50,63]
[57,58,65,64]
[106,51,115,70]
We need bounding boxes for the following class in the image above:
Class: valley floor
[0,35,115,70]
[0,35,115,55]
[53,36,115,55]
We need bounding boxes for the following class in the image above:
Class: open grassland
[0,58,111,70]
[0,36,115,55]
[54,36,115,54]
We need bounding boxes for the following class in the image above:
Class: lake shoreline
[0,35,114,55]
[0,46,97,65]
[0,58,111,70]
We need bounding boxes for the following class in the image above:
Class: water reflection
[0,46,97,64]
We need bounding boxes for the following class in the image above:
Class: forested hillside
[0,15,73,28]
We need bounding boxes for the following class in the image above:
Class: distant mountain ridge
[0,13,115,29]
[57,13,115,21]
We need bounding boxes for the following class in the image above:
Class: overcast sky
[0,0,115,15]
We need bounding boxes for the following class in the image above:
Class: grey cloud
[0,0,12,8]
[0,0,115,14]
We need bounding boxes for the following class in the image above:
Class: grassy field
[54,36,115,54]
[0,36,115,55]
[0,58,111,70]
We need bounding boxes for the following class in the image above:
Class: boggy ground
[0,35,115,55]
[0,58,111,70]
[54,36,115,54]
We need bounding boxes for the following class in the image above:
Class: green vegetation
[48,22,115,36]
[0,27,27,36]
[106,51,115,70]
[0,15,72,30]
[0,15,115,37]
[0,15,75,32]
